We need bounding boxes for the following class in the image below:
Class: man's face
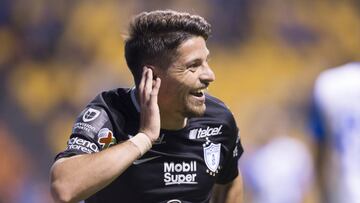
[156,36,215,118]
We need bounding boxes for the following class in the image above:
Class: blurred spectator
[0,122,27,203]
[0,121,51,203]
[209,0,251,45]
[310,62,360,203]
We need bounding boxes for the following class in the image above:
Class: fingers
[139,67,159,106]
[144,68,153,102]
[138,66,161,140]
[138,67,147,104]
[150,77,161,104]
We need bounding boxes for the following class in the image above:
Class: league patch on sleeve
[82,108,101,122]
[72,106,109,139]
[97,128,117,149]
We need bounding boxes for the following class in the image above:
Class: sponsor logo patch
[97,128,116,149]
[67,137,99,153]
[82,108,100,122]
[189,125,223,139]
[163,161,198,185]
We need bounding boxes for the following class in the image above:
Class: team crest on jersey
[97,128,116,149]
[82,108,100,122]
[203,140,221,176]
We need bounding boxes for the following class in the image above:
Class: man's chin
[183,104,206,118]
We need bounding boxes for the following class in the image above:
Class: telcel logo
[189,125,223,139]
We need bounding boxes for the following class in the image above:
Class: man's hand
[138,66,161,142]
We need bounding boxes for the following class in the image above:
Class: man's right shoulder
[89,87,131,107]
[87,87,139,127]
[83,87,135,126]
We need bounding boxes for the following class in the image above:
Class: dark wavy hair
[124,10,211,86]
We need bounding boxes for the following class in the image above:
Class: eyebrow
[187,58,202,65]
[186,51,210,63]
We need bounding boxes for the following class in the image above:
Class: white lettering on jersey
[73,122,96,133]
[189,125,223,139]
[67,137,99,153]
[163,161,198,185]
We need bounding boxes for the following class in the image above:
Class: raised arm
[50,67,161,203]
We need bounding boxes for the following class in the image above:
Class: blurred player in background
[241,105,315,203]
[50,10,243,203]
[242,135,314,203]
[310,62,360,203]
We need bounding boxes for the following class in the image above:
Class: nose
[200,64,215,85]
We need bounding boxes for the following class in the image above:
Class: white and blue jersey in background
[311,62,360,203]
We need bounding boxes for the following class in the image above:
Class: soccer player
[310,62,360,203]
[242,135,314,203]
[50,10,244,203]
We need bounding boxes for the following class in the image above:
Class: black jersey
[55,88,243,203]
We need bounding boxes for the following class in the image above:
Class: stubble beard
[182,99,206,118]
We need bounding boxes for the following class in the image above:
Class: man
[50,10,244,203]
[310,62,360,203]
[242,135,314,203]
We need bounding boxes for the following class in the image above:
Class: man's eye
[187,63,200,70]
[187,66,197,72]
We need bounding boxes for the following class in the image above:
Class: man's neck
[160,111,187,130]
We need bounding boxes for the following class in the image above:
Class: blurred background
[0,0,359,202]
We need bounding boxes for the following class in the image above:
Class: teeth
[196,88,207,93]
[191,88,208,95]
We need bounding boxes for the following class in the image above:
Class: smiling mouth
[189,88,207,97]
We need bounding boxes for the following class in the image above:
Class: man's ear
[145,65,159,80]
